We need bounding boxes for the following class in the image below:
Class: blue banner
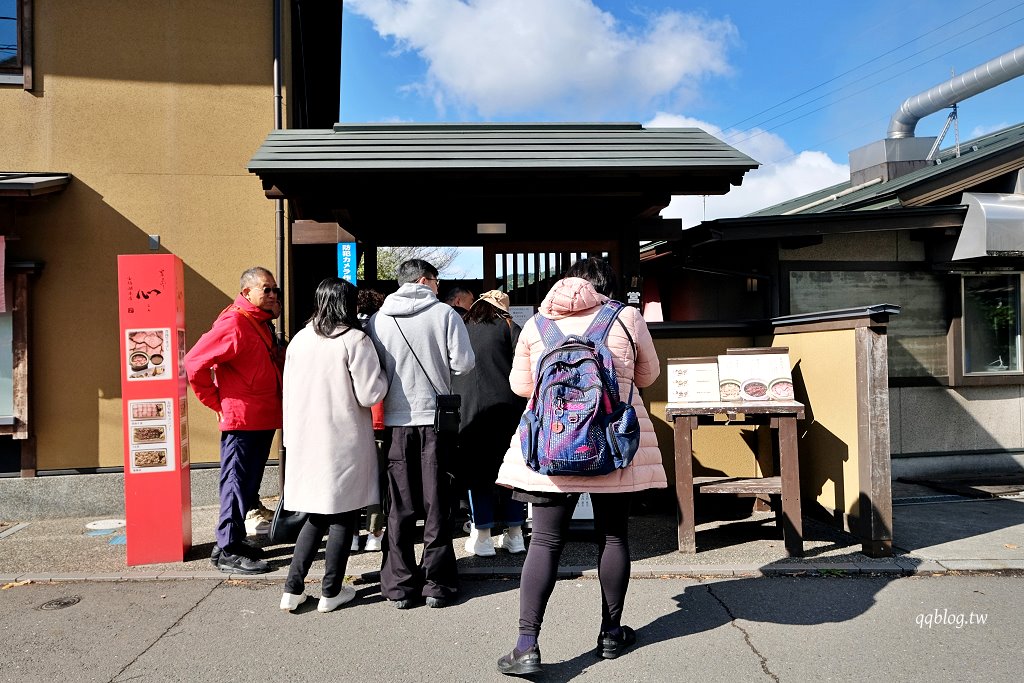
[337,242,357,285]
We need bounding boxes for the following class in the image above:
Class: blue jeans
[468,486,526,530]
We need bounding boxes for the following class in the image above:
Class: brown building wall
[0,1,281,469]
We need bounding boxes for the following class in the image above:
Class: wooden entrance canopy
[247,122,758,245]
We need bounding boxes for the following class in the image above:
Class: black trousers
[518,492,632,637]
[380,426,459,601]
[284,510,357,598]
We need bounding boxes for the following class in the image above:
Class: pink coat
[495,278,667,494]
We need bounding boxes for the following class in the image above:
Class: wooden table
[665,401,806,556]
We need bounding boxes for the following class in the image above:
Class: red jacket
[185,294,284,431]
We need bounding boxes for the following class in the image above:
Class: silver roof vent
[850,45,1024,185]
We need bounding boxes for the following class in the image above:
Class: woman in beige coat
[495,258,666,676]
[280,278,388,613]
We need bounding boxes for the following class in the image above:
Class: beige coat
[495,278,667,494]
[283,323,388,515]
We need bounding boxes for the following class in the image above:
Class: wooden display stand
[666,401,806,556]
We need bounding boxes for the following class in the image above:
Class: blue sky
[339,0,1024,276]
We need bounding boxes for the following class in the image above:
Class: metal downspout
[273,0,285,338]
[888,45,1024,139]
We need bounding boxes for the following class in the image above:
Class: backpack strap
[582,301,625,342]
[533,313,566,348]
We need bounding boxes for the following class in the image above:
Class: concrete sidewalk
[1,480,1022,583]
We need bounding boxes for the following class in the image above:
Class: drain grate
[38,596,82,611]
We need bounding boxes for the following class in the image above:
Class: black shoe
[217,551,270,575]
[497,645,541,677]
[425,596,451,608]
[224,540,265,561]
[596,625,636,659]
[210,545,222,567]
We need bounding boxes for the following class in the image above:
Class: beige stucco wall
[0,2,281,469]
[771,329,861,519]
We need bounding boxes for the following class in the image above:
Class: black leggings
[284,510,358,598]
[518,493,632,637]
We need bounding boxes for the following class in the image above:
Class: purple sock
[515,634,537,654]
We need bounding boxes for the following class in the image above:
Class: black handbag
[391,315,462,434]
[268,447,308,544]
[268,500,308,545]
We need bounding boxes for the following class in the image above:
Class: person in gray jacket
[366,259,475,609]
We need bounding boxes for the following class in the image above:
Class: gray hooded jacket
[366,283,476,427]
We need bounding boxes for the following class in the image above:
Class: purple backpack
[519,301,640,476]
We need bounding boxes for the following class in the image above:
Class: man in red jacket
[185,267,285,574]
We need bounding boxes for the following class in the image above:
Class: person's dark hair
[308,277,359,338]
[564,257,618,298]
[396,259,438,285]
[444,286,472,306]
[463,298,507,325]
[357,288,386,317]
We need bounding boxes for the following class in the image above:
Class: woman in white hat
[452,289,528,557]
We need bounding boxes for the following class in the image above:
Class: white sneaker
[364,532,384,552]
[501,528,526,554]
[280,592,307,612]
[318,585,357,612]
[351,534,361,551]
[245,508,271,536]
[464,527,496,557]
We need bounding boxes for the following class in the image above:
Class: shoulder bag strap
[390,315,448,395]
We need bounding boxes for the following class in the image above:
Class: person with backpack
[493,257,666,676]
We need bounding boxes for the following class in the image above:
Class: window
[962,274,1021,375]
[0,0,29,88]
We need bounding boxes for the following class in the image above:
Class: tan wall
[771,329,861,519]
[0,2,281,469]
[648,335,767,479]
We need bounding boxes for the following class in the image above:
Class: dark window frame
[0,0,31,90]
[949,272,1024,387]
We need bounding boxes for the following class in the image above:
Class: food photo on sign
[125,328,171,380]
[717,348,794,402]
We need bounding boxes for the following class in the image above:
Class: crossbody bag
[391,316,462,434]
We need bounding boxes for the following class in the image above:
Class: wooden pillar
[856,325,894,557]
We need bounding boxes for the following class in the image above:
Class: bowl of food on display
[129,352,150,371]
[740,380,769,401]
[768,378,795,400]
[719,380,741,401]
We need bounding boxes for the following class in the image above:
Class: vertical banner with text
[117,254,192,565]
[337,242,357,284]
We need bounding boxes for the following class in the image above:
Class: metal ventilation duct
[888,45,1024,139]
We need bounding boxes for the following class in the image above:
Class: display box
[717,347,794,401]
[667,357,721,402]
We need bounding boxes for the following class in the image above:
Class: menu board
[667,357,721,402]
[127,399,176,473]
[718,347,794,402]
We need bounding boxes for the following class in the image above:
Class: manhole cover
[39,596,82,611]
[86,519,126,530]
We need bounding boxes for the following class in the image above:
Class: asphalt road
[0,574,1019,682]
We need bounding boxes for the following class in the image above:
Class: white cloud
[646,113,849,228]
[346,0,737,117]
[969,122,1009,139]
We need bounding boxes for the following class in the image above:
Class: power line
[725,13,1024,151]
[721,0,1014,132]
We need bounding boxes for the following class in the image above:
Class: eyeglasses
[257,286,282,295]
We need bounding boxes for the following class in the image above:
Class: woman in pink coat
[495,258,666,676]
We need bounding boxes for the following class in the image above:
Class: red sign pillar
[117,254,192,565]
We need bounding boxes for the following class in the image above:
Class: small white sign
[509,305,535,329]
